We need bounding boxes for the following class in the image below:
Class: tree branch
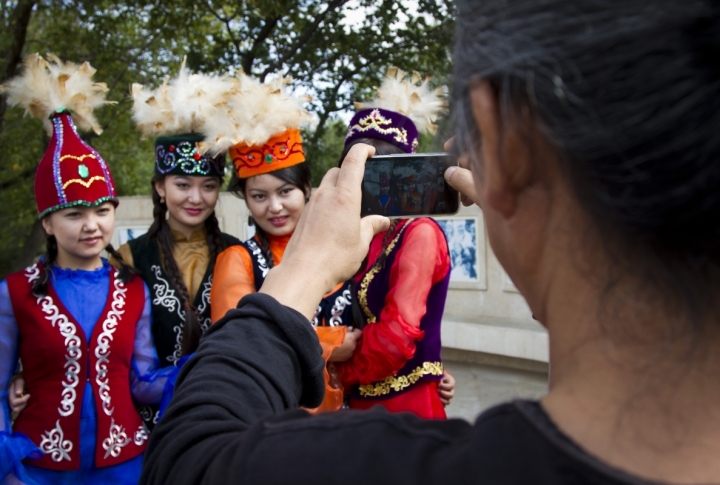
[243,14,281,74]
[260,0,350,79]
[0,165,35,191]
[0,0,38,135]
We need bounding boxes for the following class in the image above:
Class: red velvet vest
[5,262,149,470]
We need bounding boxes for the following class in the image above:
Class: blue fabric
[0,260,177,485]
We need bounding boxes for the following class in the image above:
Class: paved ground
[443,360,549,422]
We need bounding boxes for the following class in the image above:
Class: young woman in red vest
[0,55,177,485]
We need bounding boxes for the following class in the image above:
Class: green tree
[0,0,454,278]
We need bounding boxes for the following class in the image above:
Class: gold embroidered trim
[358,361,444,397]
[347,109,409,145]
[59,153,97,163]
[62,176,106,190]
[357,220,412,323]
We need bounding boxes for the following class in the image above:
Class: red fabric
[6,263,146,470]
[35,112,117,216]
[348,380,447,419]
[339,219,451,387]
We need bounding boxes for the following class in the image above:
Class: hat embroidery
[155,140,217,175]
[62,175,106,190]
[346,109,409,147]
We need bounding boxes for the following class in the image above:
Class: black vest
[129,231,240,429]
[241,237,355,327]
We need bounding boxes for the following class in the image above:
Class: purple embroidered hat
[344,67,447,153]
[346,108,420,153]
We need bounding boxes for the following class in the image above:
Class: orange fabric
[211,231,348,412]
[230,128,305,179]
[304,326,347,415]
[348,380,446,419]
[210,234,290,323]
[339,218,451,387]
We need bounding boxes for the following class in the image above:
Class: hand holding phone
[361,153,460,217]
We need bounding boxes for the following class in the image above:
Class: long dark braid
[147,174,203,356]
[32,236,58,296]
[204,211,229,275]
[105,243,136,284]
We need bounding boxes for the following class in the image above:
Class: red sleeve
[339,219,450,387]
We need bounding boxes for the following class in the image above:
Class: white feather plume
[0,53,115,135]
[131,58,234,144]
[199,74,314,155]
[355,67,447,134]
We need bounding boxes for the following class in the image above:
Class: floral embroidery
[358,221,411,324]
[95,272,127,416]
[150,264,185,364]
[246,240,269,278]
[358,362,444,397]
[329,288,352,327]
[196,276,212,333]
[40,420,73,462]
[346,109,409,146]
[102,417,131,459]
[28,265,81,417]
[133,423,149,446]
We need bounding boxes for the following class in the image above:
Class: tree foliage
[0,0,453,278]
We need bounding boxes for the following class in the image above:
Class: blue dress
[0,260,179,485]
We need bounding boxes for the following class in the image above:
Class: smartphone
[361,153,460,217]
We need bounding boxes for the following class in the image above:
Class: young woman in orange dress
[336,69,453,419]
[205,75,357,413]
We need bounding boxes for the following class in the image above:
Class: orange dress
[211,233,348,413]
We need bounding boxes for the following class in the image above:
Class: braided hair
[228,162,312,268]
[148,174,229,355]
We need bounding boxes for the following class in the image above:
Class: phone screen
[361,153,460,217]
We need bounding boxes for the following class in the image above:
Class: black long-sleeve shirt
[140,294,660,485]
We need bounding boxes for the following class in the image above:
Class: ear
[154,179,166,199]
[41,216,54,236]
[470,82,534,218]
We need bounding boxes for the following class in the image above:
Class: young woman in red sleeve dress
[337,68,453,419]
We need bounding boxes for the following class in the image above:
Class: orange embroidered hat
[0,54,118,218]
[229,128,305,179]
[198,74,313,179]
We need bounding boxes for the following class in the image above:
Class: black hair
[452,0,720,330]
[33,216,136,297]
[339,138,406,270]
[147,173,229,355]
[228,162,312,268]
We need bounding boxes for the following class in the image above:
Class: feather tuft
[0,53,114,135]
[130,58,234,145]
[355,67,448,134]
[199,74,314,155]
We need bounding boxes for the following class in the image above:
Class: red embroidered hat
[34,111,117,218]
[0,54,118,217]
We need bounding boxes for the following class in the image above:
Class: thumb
[360,215,390,247]
[445,166,480,206]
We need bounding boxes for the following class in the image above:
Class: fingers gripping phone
[361,153,460,217]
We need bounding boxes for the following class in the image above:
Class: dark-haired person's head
[453,0,720,333]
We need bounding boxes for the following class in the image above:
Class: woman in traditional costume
[113,61,241,429]
[336,68,452,419]
[0,54,178,485]
[205,74,356,413]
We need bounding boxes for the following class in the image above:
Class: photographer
[141,0,720,483]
